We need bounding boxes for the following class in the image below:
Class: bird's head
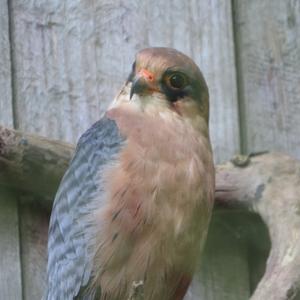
[123,47,209,127]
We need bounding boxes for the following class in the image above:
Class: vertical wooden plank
[233,0,300,158]
[141,0,241,163]
[0,0,13,127]
[0,189,22,300]
[0,3,22,297]
[10,0,239,163]
[19,199,49,300]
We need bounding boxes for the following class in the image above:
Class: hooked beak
[129,69,156,100]
[130,76,148,100]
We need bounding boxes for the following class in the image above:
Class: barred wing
[46,116,124,300]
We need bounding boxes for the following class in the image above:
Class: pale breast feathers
[90,107,214,300]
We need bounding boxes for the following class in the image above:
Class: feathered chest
[92,107,214,299]
[102,107,214,240]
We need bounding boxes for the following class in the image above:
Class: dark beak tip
[129,87,134,100]
[130,77,148,100]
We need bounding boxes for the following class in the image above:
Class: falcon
[46,47,215,300]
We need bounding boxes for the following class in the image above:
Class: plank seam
[18,198,25,300]
[231,0,248,154]
[7,0,19,130]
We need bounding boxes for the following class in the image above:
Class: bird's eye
[168,73,187,89]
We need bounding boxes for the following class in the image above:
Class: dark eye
[168,73,187,89]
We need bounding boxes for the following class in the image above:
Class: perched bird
[46,47,215,300]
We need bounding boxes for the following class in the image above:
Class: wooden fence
[0,0,299,299]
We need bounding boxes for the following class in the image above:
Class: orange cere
[138,68,155,82]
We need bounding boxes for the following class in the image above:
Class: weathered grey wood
[233,0,300,159]
[216,153,300,300]
[9,0,239,163]
[20,200,49,300]
[0,189,22,300]
[0,0,13,127]
[191,1,240,164]
[0,125,74,207]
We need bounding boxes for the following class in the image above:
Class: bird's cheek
[172,99,200,118]
[171,101,184,116]
[171,98,194,117]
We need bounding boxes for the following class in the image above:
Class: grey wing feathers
[46,116,125,300]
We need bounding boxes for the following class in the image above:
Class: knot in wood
[0,127,13,155]
[231,154,250,167]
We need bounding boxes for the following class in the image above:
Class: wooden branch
[0,126,74,208]
[1,125,300,299]
[216,153,300,300]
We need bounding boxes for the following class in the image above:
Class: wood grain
[0,125,74,207]
[9,0,240,163]
[20,200,49,300]
[0,0,13,127]
[233,0,300,159]
[216,152,300,300]
[0,189,22,300]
